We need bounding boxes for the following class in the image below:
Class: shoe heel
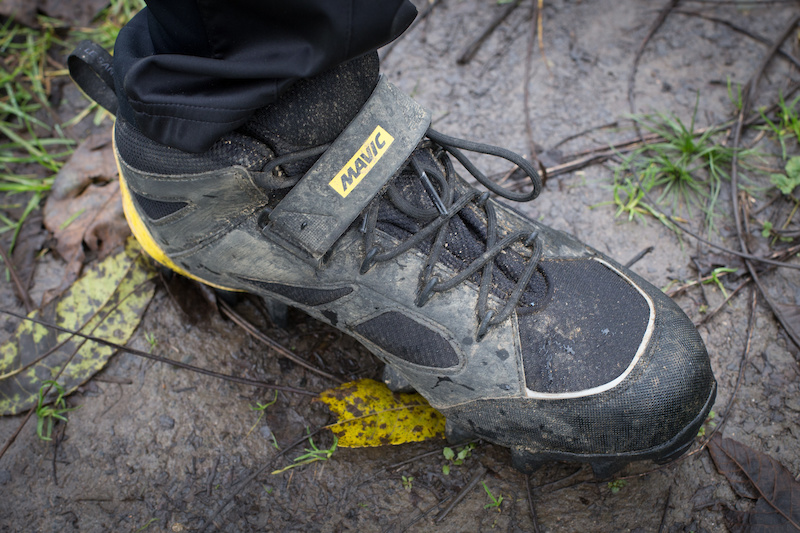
[262,297,289,328]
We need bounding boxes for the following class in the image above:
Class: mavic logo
[329,126,394,198]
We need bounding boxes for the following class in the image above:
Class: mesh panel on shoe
[354,311,459,368]
[116,121,273,175]
[441,295,713,455]
[519,259,650,394]
[134,193,187,220]
[236,279,352,306]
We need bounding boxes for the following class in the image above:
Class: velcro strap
[267,76,431,262]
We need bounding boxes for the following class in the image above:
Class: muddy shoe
[70,42,716,477]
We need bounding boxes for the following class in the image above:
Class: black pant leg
[113,0,417,152]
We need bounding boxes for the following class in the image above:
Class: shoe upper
[110,51,716,459]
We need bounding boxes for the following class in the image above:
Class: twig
[658,487,672,533]
[628,0,681,123]
[386,443,475,471]
[525,475,542,533]
[393,494,454,533]
[219,300,344,384]
[207,456,221,498]
[457,0,523,65]
[694,278,750,327]
[739,14,800,118]
[199,428,324,532]
[730,15,800,348]
[632,188,800,271]
[551,121,619,150]
[674,10,800,70]
[624,246,655,268]
[0,308,318,396]
[715,287,758,438]
[0,244,35,313]
[523,0,544,179]
[0,405,35,463]
[434,464,487,523]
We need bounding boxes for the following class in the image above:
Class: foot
[70,44,716,476]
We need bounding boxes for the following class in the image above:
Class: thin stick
[714,288,758,439]
[394,494,454,533]
[694,278,750,327]
[628,0,680,120]
[0,244,35,312]
[0,308,318,396]
[219,300,344,384]
[0,405,35,463]
[658,487,672,533]
[435,465,487,523]
[624,246,655,268]
[457,0,523,65]
[675,10,800,70]
[198,428,324,532]
[730,15,800,348]
[206,456,221,497]
[551,121,619,150]
[525,475,542,533]
[523,0,543,177]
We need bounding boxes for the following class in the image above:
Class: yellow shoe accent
[113,124,239,292]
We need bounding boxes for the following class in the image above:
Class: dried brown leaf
[708,434,800,532]
[43,133,130,304]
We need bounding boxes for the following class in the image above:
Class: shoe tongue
[240,52,380,176]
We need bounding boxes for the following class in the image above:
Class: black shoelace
[260,129,543,339]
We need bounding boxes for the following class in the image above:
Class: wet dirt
[2,1,800,531]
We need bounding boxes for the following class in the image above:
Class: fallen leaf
[318,378,445,447]
[0,238,156,415]
[0,0,108,27]
[43,132,130,303]
[9,213,46,300]
[708,434,800,532]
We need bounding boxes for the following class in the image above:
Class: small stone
[0,470,10,485]
[786,396,800,412]
[159,415,175,430]
[768,394,783,410]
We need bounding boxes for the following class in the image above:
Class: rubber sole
[443,380,717,479]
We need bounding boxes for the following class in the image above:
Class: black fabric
[134,193,187,220]
[115,52,380,180]
[442,287,714,455]
[237,279,352,307]
[354,312,459,368]
[519,259,650,394]
[112,0,417,152]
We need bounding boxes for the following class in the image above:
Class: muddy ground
[2,0,800,531]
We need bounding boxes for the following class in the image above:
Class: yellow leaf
[318,378,445,448]
[0,238,156,415]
